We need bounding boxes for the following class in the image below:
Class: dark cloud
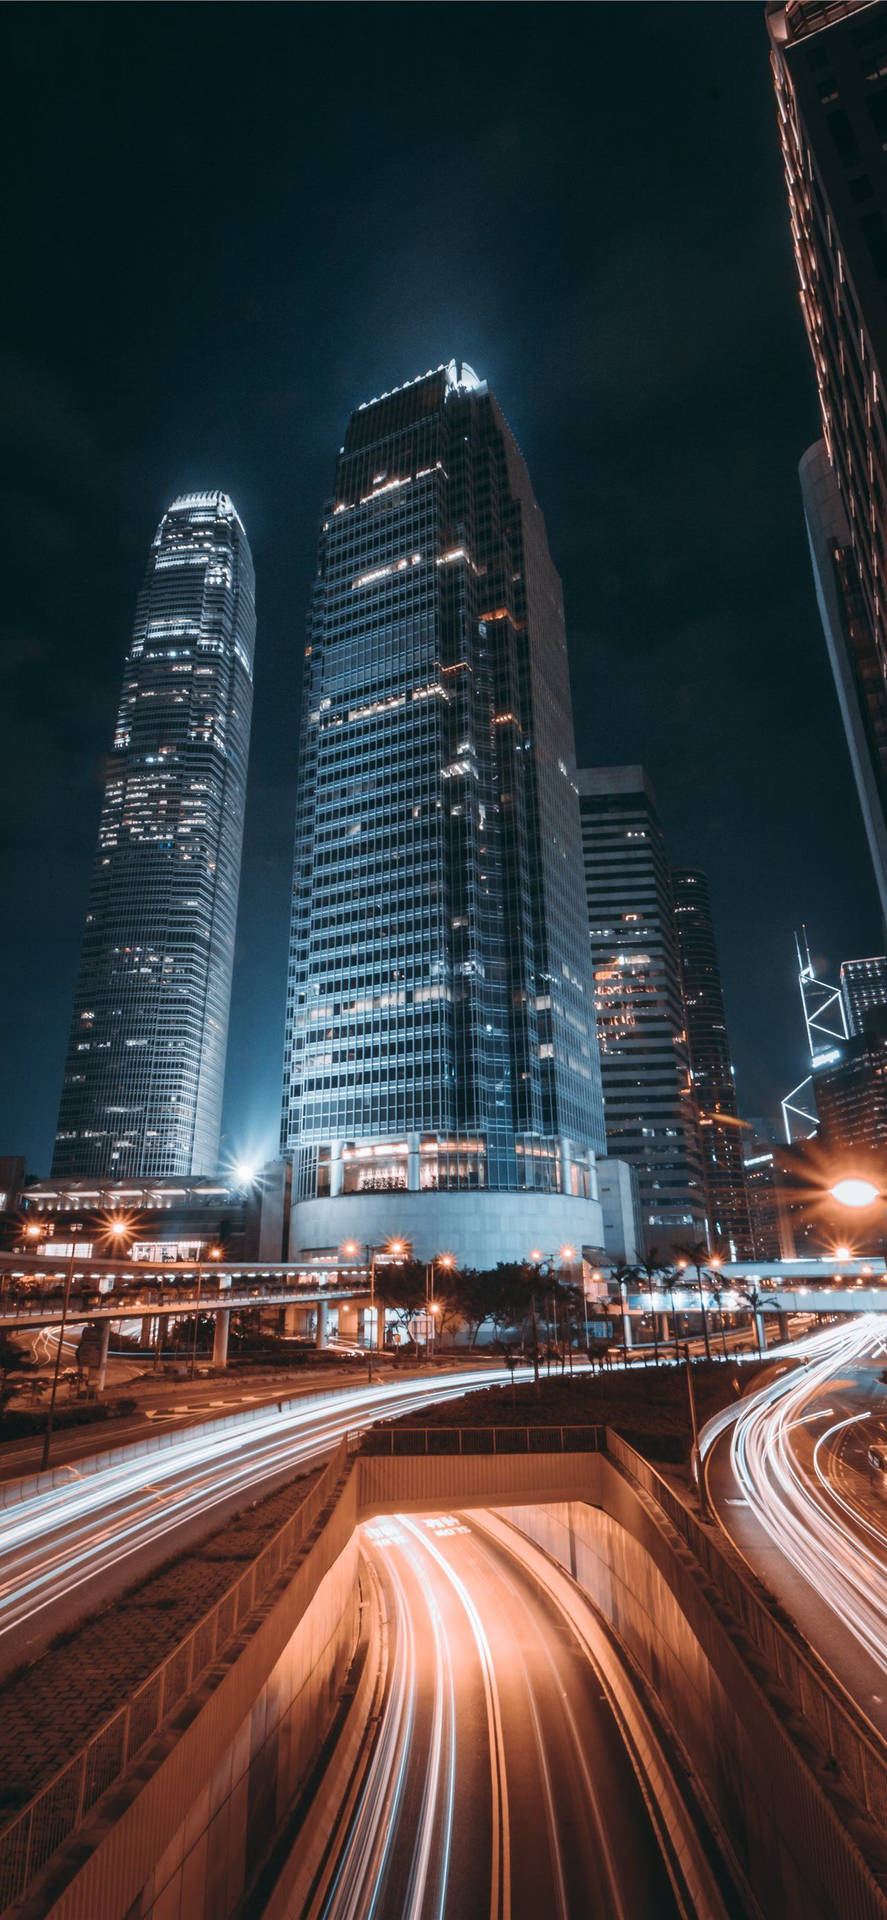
[1,2,879,1170]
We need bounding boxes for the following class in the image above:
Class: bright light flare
[830,1178,880,1210]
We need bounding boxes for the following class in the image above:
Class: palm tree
[609,1261,636,1366]
[675,1239,713,1362]
[634,1246,667,1366]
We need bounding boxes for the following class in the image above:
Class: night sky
[2,3,882,1177]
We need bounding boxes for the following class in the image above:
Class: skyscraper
[767,0,887,922]
[672,869,752,1256]
[53,493,255,1179]
[841,952,887,1033]
[281,361,605,1266]
[578,767,708,1251]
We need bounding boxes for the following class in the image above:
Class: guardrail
[0,1438,349,1915]
[606,1429,887,1833]
[0,1284,370,1325]
[354,1424,604,1455]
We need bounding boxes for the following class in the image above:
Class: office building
[672,869,752,1255]
[53,493,255,1179]
[280,361,605,1268]
[799,444,887,923]
[768,0,887,923]
[742,1142,797,1261]
[814,1027,887,1156]
[578,767,708,1251]
[841,952,887,1033]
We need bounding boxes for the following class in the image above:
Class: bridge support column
[338,1302,358,1341]
[212,1312,230,1370]
[315,1299,329,1350]
[658,1312,670,1342]
[95,1319,111,1395]
[777,1309,790,1342]
[753,1311,766,1352]
[139,1316,153,1349]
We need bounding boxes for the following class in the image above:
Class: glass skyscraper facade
[672,869,752,1257]
[54,492,255,1179]
[768,0,887,923]
[281,362,604,1265]
[578,766,708,1251]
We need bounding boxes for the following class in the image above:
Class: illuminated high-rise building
[281,361,605,1266]
[841,951,887,1033]
[672,869,752,1256]
[53,493,255,1178]
[768,0,887,923]
[578,767,708,1251]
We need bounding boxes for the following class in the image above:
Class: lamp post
[427,1253,454,1362]
[828,1177,887,1284]
[190,1245,221,1381]
[360,1237,406,1382]
[39,1209,120,1474]
[528,1246,576,1383]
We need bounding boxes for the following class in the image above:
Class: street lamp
[363,1236,406,1381]
[40,1214,111,1474]
[190,1244,221,1381]
[426,1253,455,1361]
[829,1177,880,1210]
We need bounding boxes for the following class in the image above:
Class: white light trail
[0,1367,533,1667]
[726,1315,887,1677]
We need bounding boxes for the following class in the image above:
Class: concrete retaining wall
[28,1469,360,1920]
[502,1483,887,1920]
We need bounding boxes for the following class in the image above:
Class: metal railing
[606,1429,887,1834]
[0,1438,349,1915]
[354,1424,604,1456]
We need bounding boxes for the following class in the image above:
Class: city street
[312,1514,681,1920]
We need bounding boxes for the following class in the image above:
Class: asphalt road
[0,1363,538,1678]
[703,1314,887,1736]
[314,1513,680,1920]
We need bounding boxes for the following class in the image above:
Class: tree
[449,1268,492,1348]
[0,1333,36,1411]
[735,1278,777,1354]
[374,1260,426,1342]
[633,1247,669,1365]
[608,1262,635,1365]
[674,1240,714,1362]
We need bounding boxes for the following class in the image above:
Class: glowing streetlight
[834,1245,852,1261]
[830,1177,880,1210]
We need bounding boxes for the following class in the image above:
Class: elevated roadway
[702,1314,887,1737]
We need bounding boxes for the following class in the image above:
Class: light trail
[724,1315,887,1678]
[313,1515,680,1920]
[0,1365,534,1671]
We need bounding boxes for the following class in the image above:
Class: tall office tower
[813,1029,887,1157]
[53,493,255,1179]
[578,767,708,1252]
[841,952,887,1032]
[799,443,887,923]
[672,870,752,1256]
[281,361,605,1267]
[767,0,887,924]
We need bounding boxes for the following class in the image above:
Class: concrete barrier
[12,1459,361,1920]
